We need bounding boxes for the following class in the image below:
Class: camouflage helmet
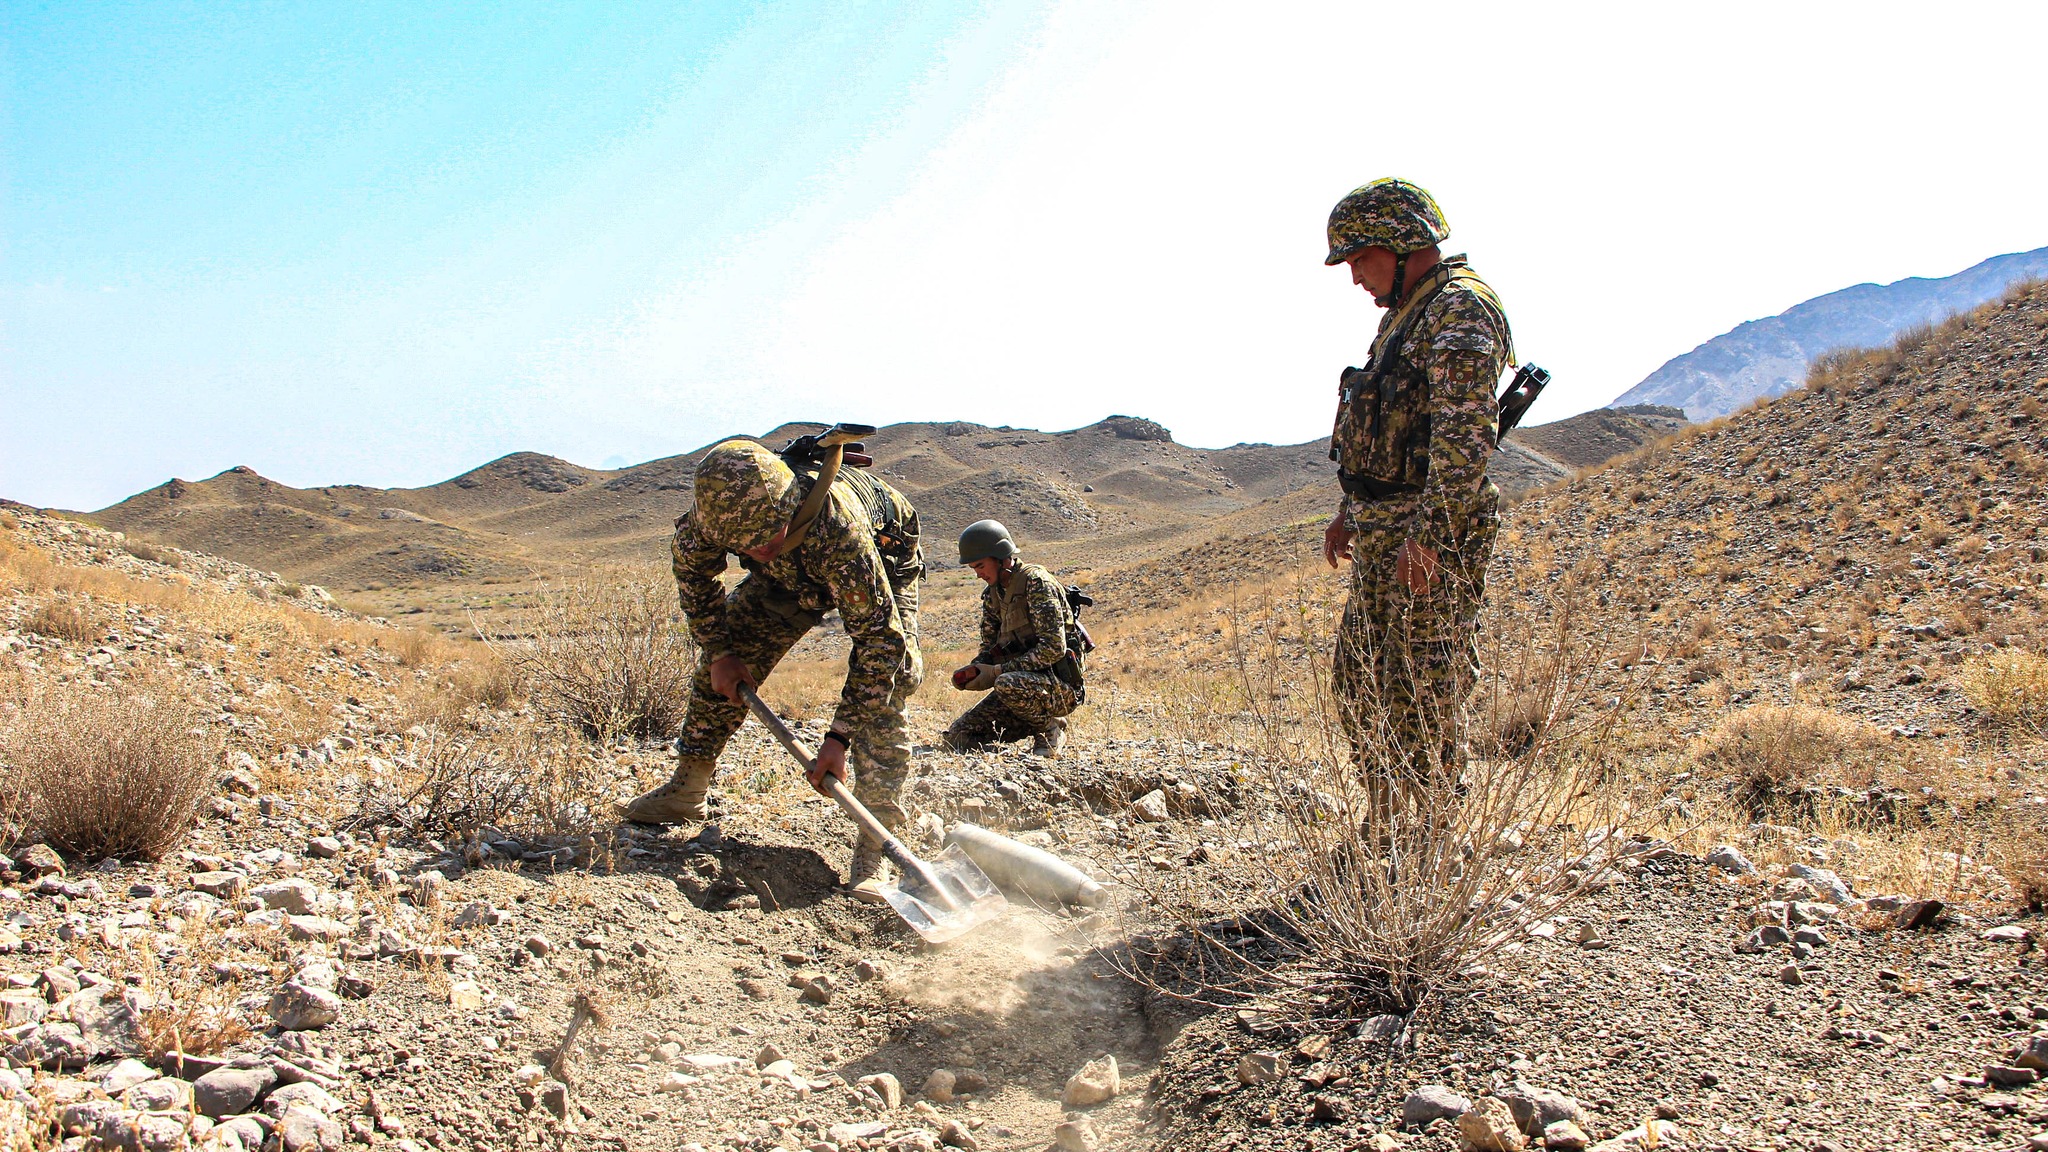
[1323,178,1450,265]
[692,440,799,551]
[957,519,1017,565]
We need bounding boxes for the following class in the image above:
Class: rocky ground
[4,281,2048,1152]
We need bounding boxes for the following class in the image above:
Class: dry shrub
[2010,853,2048,914]
[347,722,612,844]
[503,573,694,741]
[448,647,518,711]
[1,683,221,859]
[1693,703,1879,813]
[1128,582,1642,1019]
[122,538,179,568]
[1959,648,2048,729]
[389,627,439,668]
[25,598,97,643]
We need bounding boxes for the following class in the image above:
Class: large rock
[9,1021,90,1068]
[1458,1096,1528,1150]
[1705,845,1755,875]
[194,1062,279,1117]
[1061,1054,1119,1108]
[190,871,248,900]
[268,981,342,1031]
[857,1072,903,1110]
[1497,1082,1589,1135]
[251,879,320,915]
[276,1104,344,1152]
[265,1081,345,1116]
[0,992,48,1027]
[18,844,64,877]
[1130,791,1170,823]
[68,984,141,1057]
[1403,1084,1472,1128]
[1787,864,1854,905]
[2012,1032,2048,1071]
[123,1076,194,1112]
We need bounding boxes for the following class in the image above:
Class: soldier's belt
[1337,470,1421,501]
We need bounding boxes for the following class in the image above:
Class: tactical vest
[997,564,1084,687]
[1331,259,1512,496]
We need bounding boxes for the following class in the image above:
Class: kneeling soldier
[624,438,924,905]
[944,520,1084,757]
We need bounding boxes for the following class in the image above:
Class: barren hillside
[87,416,1577,635]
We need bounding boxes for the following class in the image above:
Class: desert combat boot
[622,757,715,824]
[847,833,893,905]
[1031,718,1068,758]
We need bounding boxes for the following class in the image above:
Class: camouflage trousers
[676,572,924,832]
[1333,495,1498,816]
[944,670,1078,749]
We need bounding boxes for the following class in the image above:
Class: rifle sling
[771,443,842,558]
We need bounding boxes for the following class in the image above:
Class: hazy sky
[5,2,2045,510]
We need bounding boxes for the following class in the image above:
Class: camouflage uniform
[1327,186,1513,804]
[945,562,1081,749]
[671,445,924,831]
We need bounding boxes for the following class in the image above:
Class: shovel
[739,685,1007,944]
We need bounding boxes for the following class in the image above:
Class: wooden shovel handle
[737,685,913,866]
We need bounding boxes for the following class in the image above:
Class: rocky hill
[84,416,1589,633]
[1611,245,2048,419]
[1511,404,1688,471]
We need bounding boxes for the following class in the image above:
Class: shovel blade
[880,843,1007,944]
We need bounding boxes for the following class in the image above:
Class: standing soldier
[943,520,1084,758]
[624,438,924,904]
[1321,178,1513,817]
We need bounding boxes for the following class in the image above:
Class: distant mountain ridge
[1610,245,2048,419]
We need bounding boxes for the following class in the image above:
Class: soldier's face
[1343,247,1397,302]
[968,557,1003,585]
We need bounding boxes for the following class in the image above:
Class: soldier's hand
[1395,539,1440,594]
[806,733,849,795]
[1323,515,1355,569]
[708,654,757,705]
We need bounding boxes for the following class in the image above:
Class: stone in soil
[1053,1116,1100,1152]
[1236,1051,1284,1085]
[1061,1054,1119,1108]
[269,981,342,1031]
[1498,1082,1588,1135]
[924,1068,957,1104]
[1403,1084,1472,1128]
[1457,1095,1527,1150]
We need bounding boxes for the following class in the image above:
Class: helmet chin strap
[1374,250,1409,309]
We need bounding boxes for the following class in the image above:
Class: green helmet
[692,440,798,551]
[957,519,1016,565]
[1323,178,1450,265]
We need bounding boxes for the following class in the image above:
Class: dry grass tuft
[2,682,221,860]
[501,573,694,741]
[25,598,98,643]
[1693,704,1880,814]
[1959,648,2048,729]
[121,538,179,568]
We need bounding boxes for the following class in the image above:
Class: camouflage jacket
[976,562,1072,674]
[1331,255,1513,544]
[671,473,922,733]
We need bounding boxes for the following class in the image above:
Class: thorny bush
[0,679,221,860]
[1121,574,1646,1021]
[498,573,695,741]
[346,721,615,846]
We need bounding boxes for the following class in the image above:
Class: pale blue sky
[5,1,2045,509]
